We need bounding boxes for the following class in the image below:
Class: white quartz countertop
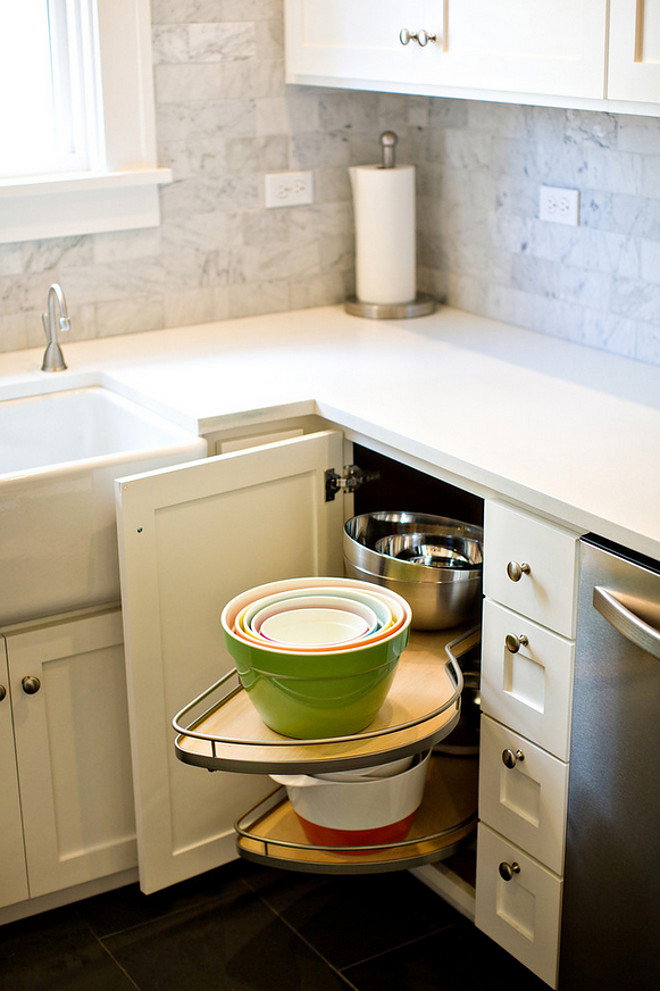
[2,304,659,560]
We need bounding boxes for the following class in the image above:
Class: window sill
[0,168,173,244]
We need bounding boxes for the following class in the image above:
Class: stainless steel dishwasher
[559,536,660,990]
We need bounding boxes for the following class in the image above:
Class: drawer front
[481,599,575,760]
[478,715,569,874]
[483,502,580,638]
[475,823,562,989]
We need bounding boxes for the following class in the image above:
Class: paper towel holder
[345,131,436,320]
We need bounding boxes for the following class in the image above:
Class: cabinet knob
[506,560,531,582]
[502,748,525,768]
[399,28,437,47]
[505,633,529,653]
[0,684,6,702]
[499,861,521,882]
[22,675,41,695]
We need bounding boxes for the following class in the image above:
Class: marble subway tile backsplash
[0,4,658,365]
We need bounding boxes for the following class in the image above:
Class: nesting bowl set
[220,576,412,740]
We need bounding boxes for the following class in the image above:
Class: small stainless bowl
[343,511,483,630]
[374,532,482,574]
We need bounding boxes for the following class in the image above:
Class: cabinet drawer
[475,823,562,989]
[483,502,580,638]
[481,599,575,761]
[478,715,569,875]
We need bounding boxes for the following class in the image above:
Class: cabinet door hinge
[325,465,380,502]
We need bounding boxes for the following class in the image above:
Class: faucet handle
[41,311,50,342]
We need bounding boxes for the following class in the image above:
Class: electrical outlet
[265,171,313,208]
[539,185,580,226]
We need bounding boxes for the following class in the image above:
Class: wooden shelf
[174,628,472,774]
[235,753,478,874]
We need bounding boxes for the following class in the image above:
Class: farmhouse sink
[0,386,207,626]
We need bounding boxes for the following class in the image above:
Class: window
[0,0,171,244]
[0,1,101,180]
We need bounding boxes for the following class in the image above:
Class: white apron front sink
[0,387,207,626]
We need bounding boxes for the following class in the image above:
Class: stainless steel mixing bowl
[343,511,483,630]
[374,532,482,575]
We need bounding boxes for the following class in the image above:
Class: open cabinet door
[115,430,346,893]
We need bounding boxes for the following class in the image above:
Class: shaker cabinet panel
[608,0,660,103]
[116,430,346,894]
[483,502,580,638]
[481,599,575,761]
[0,640,29,908]
[286,0,439,87]
[434,0,607,98]
[478,715,569,875]
[8,608,137,899]
[475,823,563,988]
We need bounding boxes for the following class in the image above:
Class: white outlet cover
[265,171,313,208]
[539,185,580,226]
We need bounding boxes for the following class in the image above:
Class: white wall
[0,1,657,365]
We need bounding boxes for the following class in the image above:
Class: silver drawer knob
[505,633,529,653]
[499,861,521,881]
[502,748,525,768]
[22,675,41,695]
[399,28,437,47]
[507,560,531,582]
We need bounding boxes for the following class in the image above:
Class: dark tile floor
[0,860,549,990]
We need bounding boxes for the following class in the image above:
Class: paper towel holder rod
[380,131,397,169]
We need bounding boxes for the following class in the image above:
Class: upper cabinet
[285,0,660,112]
[608,0,660,102]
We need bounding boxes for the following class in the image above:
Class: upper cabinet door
[115,431,346,894]
[286,0,439,86]
[608,0,660,102]
[286,0,608,99]
[440,0,607,98]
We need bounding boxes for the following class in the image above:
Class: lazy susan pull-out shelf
[234,752,478,874]
[173,628,476,774]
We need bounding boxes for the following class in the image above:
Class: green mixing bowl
[234,654,402,739]
[220,582,411,738]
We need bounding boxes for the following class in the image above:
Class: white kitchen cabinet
[608,0,660,103]
[115,430,347,894]
[115,429,485,893]
[3,606,137,901]
[477,501,581,988]
[286,0,608,99]
[115,430,589,985]
[286,0,660,112]
[0,643,29,909]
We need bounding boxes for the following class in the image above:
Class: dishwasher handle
[593,586,660,660]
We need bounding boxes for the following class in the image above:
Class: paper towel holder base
[344,292,436,320]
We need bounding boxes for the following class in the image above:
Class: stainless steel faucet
[41,283,71,372]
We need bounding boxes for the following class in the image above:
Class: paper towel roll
[349,164,416,305]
